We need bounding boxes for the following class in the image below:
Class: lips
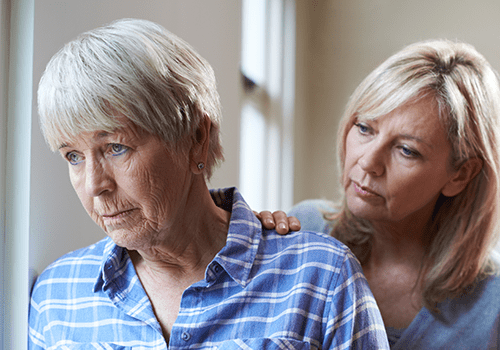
[100,208,136,218]
[352,181,380,197]
[99,209,137,229]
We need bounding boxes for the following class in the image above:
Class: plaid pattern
[29,188,388,349]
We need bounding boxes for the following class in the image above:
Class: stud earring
[197,162,205,170]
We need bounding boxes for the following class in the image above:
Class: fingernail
[278,223,286,231]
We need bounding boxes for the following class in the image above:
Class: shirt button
[214,264,221,273]
[181,331,191,341]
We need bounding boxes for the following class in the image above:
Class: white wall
[294,0,500,203]
[30,0,242,276]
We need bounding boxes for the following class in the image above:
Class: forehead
[359,97,449,149]
[384,97,442,129]
[57,117,143,149]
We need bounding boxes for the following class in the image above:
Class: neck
[363,219,429,328]
[368,214,433,268]
[131,179,231,279]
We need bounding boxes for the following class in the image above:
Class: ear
[190,113,212,175]
[441,157,483,197]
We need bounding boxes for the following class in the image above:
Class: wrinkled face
[343,97,459,227]
[58,119,192,250]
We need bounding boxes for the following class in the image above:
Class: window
[239,0,295,212]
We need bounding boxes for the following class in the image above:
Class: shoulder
[408,272,500,349]
[260,230,371,302]
[37,236,108,276]
[434,268,500,327]
[472,252,500,303]
[31,237,109,301]
[258,231,386,347]
[289,199,336,213]
[474,270,500,304]
[288,199,336,234]
[254,229,369,308]
[259,228,358,276]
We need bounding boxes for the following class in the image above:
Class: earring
[197,162,205,170]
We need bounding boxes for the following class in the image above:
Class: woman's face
[58,119,192,250]
[343,97,459,227]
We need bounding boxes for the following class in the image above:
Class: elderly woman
[28,19,389,349]
[260,40,500,349]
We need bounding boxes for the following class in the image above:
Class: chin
[105,228,147,250]
[346,199,382,222]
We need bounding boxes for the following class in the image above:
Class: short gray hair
[38,18,224,178]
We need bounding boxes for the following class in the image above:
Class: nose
[357,141,385,177]
[85,157,115,197]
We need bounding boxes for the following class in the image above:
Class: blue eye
[110,143,128,156]
[399,145,420,158]
[354,122,370,134]
[66,152,83,165]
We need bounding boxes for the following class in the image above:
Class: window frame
[239,0,295,212]
[1,0,35,348]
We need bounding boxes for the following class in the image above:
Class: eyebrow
[58,131,111,150]
[399,133,434,149]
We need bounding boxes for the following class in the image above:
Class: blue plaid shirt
[29,187,388,349]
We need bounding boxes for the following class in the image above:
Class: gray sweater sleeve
[288,199,336,235]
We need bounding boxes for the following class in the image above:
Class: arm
[324,250,389,349]
[28,292,46,349]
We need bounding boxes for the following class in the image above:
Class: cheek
[128,162,185,214]
[68,165,104,219]
[385,168,446,207]
[68,167,87,203]
[70,172,103,226]
[343,134,359,183]
[344,127,362,161]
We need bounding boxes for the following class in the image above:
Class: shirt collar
[93,237,127,293]
[93,187,263,292]
[210,187,262,287]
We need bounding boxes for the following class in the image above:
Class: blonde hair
[38,18,223,178]
[331,39,500,308]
